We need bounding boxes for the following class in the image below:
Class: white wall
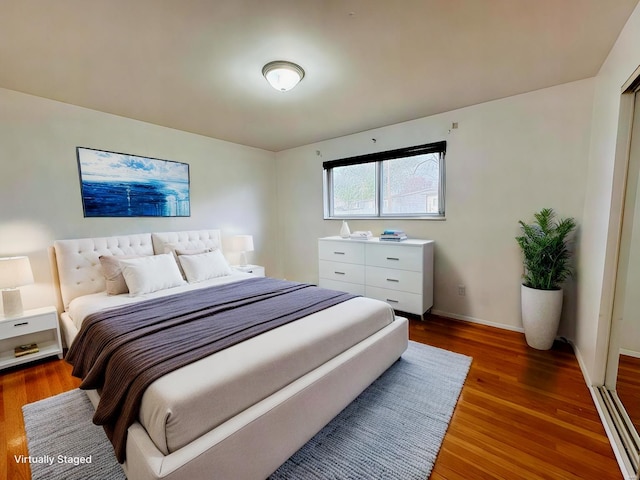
[0,87,277,311]
[276,79,595,334]
[576,2,640,384]
[3,0,638,381]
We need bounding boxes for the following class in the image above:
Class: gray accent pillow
[99,255,140,295]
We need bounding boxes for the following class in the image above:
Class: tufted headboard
[151,230,222,255]
[52,230,223,311]
[53,234,155,310]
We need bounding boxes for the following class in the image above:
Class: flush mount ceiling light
[262,61,305,92]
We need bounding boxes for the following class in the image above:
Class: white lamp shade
[0,256,34,289]
[232,235,254,253]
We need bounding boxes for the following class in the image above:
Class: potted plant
[516,208,576,350]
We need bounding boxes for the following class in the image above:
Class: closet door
[605,88,640,474]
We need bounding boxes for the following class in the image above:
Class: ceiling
[1,0,638,152]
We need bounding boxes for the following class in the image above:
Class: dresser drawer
[365,266,423,294]
[0,312,57,338]
[319,279,366,296]
[319,240,365,264]
[365,286,423,315]
[366,243,423,272]
[319,260,365,285]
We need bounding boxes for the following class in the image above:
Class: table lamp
[0,256,34,317]
[232,235,254,266]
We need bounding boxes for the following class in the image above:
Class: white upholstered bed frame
[52,230,408,480]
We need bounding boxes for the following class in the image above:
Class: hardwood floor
[0,315,622,479]
[0,358,80,480]
[418,315,621,480]
[617,354,640,434]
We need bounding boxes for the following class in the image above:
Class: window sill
[324,215,446,221]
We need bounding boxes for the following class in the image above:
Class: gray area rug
[23,341,471,479]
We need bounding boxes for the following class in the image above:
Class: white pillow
[119,254,186,296]
[163,244,214,278]
[178,250,232,283]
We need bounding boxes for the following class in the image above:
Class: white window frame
[323,141,446,219]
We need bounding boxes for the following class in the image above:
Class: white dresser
[318,236,434,318]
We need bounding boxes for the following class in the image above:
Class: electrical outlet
[458,285,466,296]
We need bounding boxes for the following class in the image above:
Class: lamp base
[2,288,24,317]
[239,251,248,267]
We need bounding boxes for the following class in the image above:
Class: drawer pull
[334,271,346,275]
[386,299,399,303]
[386,278,399,283]
[386,257,400,261]
[13,322,29,327]
[333,251,346,255]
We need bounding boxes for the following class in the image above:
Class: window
[323,141,446,219]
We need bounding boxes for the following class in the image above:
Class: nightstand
[232,264,266,277]
[0,306,63,370]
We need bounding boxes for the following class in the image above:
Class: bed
[52,229,408,480]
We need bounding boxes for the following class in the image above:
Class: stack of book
[380,229,408,241]
[14,343,39,357]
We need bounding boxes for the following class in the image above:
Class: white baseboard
[431,309,525,333]
[567,339,593,388]
[620,348,640,359]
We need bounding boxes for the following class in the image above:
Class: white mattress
[68,275,396,456]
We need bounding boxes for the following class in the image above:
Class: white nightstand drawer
[365,286,423,315]
[0,312,57,338]
[365,266,423,294]
[319,260,365,285]
[318,240,365,264]
[366,243,423,272]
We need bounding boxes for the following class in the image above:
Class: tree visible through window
[323,141,446,218]
[382,153,440,215]
[332,163,376,215]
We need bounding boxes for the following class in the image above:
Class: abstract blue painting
[77,147,190,217]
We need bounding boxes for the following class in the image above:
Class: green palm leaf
[516,208,576,290]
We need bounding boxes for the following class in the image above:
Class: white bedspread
[68,275,396,455]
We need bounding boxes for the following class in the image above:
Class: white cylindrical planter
[520,284,563,350]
